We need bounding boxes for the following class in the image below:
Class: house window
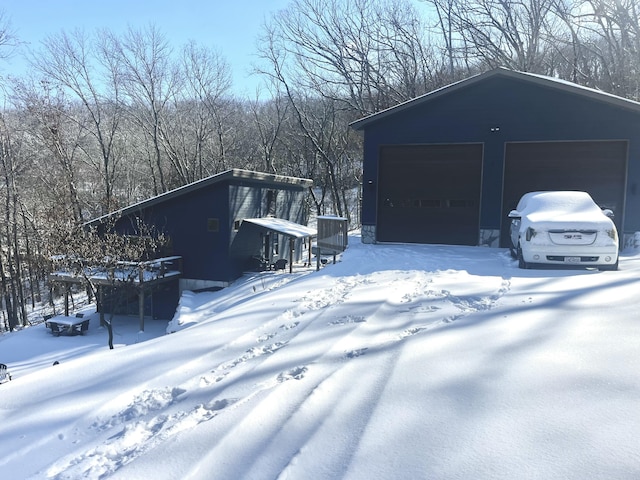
[266,189,277,216]
[207,218,219,232]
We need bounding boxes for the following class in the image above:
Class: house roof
[87,169,313,226]
[244,217,317,238]
[350,67,640,130]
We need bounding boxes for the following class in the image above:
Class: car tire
[517,244,529,269]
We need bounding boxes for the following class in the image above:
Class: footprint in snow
[280,321,300,330]
[257,332,277,342]
[345,348,368,359]
[400,326,427,339]
[277,366,307,382]
[328,315,366,325]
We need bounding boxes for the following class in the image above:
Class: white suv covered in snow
[508,191,619,270]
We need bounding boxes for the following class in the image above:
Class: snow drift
[1,235,639,479]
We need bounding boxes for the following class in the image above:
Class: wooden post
[138,265,145,331]
[139,288,145,332]
[64,285,69,316]
[99,286,105,327]
[289,237,294,273]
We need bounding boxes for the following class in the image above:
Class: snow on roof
[244,218,317,238]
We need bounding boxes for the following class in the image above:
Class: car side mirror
[508,210,520,219]
[602,208,614,219]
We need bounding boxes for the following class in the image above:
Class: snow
[515,191,613,225]
[1,234,640,479]
[243,217,317,238]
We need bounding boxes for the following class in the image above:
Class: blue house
[351,68,640,248]
[82,169,314,321]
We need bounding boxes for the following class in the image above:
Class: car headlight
[525,227,536,241]
[606,229,618,241]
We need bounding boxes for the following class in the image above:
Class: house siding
[111,173,311,286]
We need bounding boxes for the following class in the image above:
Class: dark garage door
[377,144,483,245]
[501,140,627,247]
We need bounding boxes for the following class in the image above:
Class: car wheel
[517,244,529,269]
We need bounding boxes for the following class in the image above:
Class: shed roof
[350,67,640,130]
[87,169,313,226]
[244,217,317,238]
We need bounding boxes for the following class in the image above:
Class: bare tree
[261,0,444,116]
[31,30,125,215]
[259,0,443,218]
[0,114,28,329]
[0,10,19,62]
[249,91,290,175]
[104,25,181,193]
[11,78,87,223]
[423,0,562,73]
[160,41,232,183]
[577,0,640,98]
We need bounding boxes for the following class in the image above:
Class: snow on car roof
[520,191,595,211]
[517,191,610,224]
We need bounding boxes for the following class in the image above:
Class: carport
[232,218,316,273]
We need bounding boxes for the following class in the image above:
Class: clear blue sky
[0,0,291,95]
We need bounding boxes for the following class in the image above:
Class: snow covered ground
[1,235,639,479]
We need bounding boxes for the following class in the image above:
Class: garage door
[501,140,627,247]
[377,144,483,245]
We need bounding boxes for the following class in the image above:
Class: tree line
[1,0,639,329]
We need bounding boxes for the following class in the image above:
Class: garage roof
[244,218,317,238]
[350,67,640,130]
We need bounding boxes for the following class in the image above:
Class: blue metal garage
[351,68,640,247]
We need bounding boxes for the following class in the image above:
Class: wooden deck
[48,256,183,330]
